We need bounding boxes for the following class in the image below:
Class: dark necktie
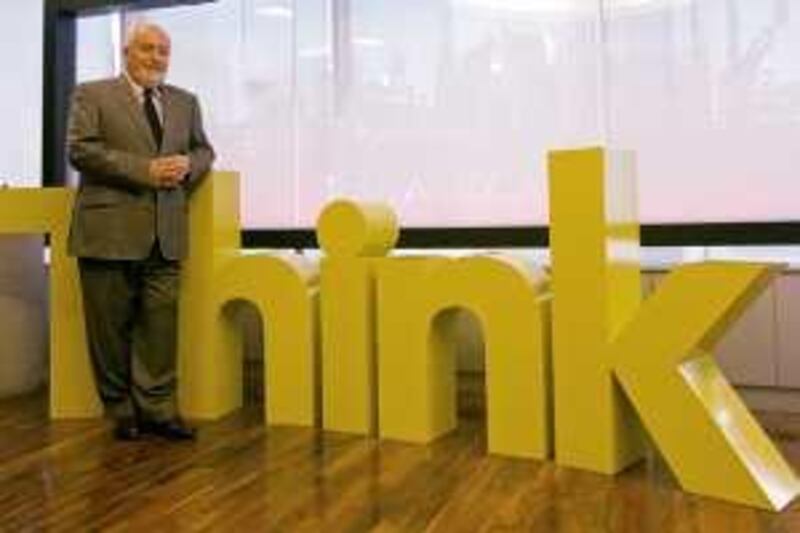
[143,88,163,149]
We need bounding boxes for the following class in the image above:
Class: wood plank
[2,392,800,531]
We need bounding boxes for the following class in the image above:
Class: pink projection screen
[97,1,800,230]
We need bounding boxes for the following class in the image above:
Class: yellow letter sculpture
[550,147,800,509]
[0,188,101,418]
[612,262,800,509]
[376,254,552,458]
[179,172,319,426]
[318,200,398,435]
[549,147,644,473]
[0,175,318,425]
[3,151,798,509]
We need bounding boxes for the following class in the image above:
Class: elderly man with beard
[67,21,215,441]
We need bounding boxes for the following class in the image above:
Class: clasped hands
[149,155,190,188]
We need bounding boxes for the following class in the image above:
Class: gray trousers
[78,246,180,422]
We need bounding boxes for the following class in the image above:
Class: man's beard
[146,70,166,86]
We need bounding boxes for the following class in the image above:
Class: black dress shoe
[141,418,196,441]
[113,417,141,441]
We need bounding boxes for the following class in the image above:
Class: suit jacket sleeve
[67,84,156,191]
[185,94,215,191]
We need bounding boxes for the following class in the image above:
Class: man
[67,21,214,441]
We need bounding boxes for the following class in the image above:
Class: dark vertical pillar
[42,2,77,187]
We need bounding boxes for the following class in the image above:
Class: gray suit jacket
[67,76,215,260]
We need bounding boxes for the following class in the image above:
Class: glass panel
[605,0,800,224]
[63,0,800,232]
[76,13,121,83]
[123,0,603,228]
[321,0,604,227]
[135,0,307,227]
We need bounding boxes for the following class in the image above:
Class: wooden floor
[3,394,800,532]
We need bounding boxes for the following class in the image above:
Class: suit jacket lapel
[112,76,159,153]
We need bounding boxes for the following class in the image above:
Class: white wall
[0,0,42,186]
[0,237,46,398]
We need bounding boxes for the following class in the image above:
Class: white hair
[123,20,170,49]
